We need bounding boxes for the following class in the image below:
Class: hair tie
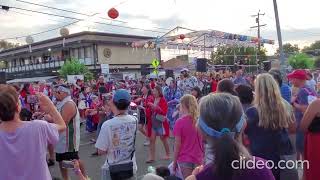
[220,128,231,134]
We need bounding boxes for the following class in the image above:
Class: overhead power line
[10,9,75,24]
[15,0,170,31]
[0,4,167,40]
[0,20,80,41]
[15,0,128,24]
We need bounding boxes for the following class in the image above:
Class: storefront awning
[7,76,57,83]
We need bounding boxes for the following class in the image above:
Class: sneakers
[47,159,55,167]
[91,151,99,157]
[144,139,150,146]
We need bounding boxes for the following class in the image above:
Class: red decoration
[179,34,185,40]
[252,37,259,43]
[108,8,119,19]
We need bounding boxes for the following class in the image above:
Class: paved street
[49,125,173,180]
[47,124,304,180]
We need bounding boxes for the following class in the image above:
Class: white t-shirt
[95,115,138,172]
[306,79,317,91]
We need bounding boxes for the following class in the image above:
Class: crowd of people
[0,67,320,180]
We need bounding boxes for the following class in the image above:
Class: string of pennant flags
[131,28,275,49]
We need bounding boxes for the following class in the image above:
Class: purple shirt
[0,120,59,180]
[196,157,275,180]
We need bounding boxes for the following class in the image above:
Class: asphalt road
[49,125,173,180]
[49,125,304,180]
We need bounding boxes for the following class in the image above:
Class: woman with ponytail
[172,95,204,179]
[186,93,274,180]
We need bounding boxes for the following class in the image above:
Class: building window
[13,59,17,67]
[19,58,25,66]
[85,46,92,58]
[72,48,78,59]
[79,47,85,59]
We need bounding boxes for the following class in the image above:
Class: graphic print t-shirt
[95,115,137,172]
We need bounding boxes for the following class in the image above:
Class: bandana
[198,113,245,138]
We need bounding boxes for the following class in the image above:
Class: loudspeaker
[165,70,174,79]
[141,64,150,76]
[263,61,271,72]
[196,58,207,72]
[0,72,6,84]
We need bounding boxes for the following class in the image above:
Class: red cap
[287,69,307,80]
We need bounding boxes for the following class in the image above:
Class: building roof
[162,57,190,70]
[0,31,155,58]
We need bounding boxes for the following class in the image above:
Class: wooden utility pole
[251,10,266,69]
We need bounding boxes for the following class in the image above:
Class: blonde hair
[254,73,292,129]
[180,94,199,125]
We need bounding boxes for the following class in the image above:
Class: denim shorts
[178,162,199,169]
[152,127,165,136]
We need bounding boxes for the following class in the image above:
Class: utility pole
[250,10,266,70]
[273,0,285,71]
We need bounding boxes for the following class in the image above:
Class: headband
[56,86,71,95]
[198,113,246,138]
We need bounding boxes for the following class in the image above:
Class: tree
[0,61,7,69]
[276,43,299,55]
[314,57,320,69]
[288,53,314,69]
[0,40,20,51]
[210,46,267,65]
[302,41,320,51]
[59,58,93,81]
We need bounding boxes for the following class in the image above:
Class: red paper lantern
[179,34,185,40]
[108,8,119,19]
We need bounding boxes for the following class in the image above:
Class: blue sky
[1,0,320,55]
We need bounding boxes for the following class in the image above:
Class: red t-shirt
[211,80,218,93]
[90,101,101,124]
[150,82,156,89]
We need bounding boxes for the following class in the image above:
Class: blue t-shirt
[245,107,293,164]
[280,84,291,103]
[233,76,248,85]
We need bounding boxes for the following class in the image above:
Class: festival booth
[132,26,275,73]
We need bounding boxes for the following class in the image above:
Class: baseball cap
[287,69,307,80]
[113,89,131,103]
[180,68,189,72]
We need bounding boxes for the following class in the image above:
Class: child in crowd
[19,108,33,121]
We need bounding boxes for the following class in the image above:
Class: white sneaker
[144,139,150,146]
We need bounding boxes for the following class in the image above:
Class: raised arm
[38,93,66,133]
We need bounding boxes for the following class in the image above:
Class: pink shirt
[173,115,204,164]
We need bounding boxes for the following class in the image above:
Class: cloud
[1,0,320,52]
[261,28,320,48]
